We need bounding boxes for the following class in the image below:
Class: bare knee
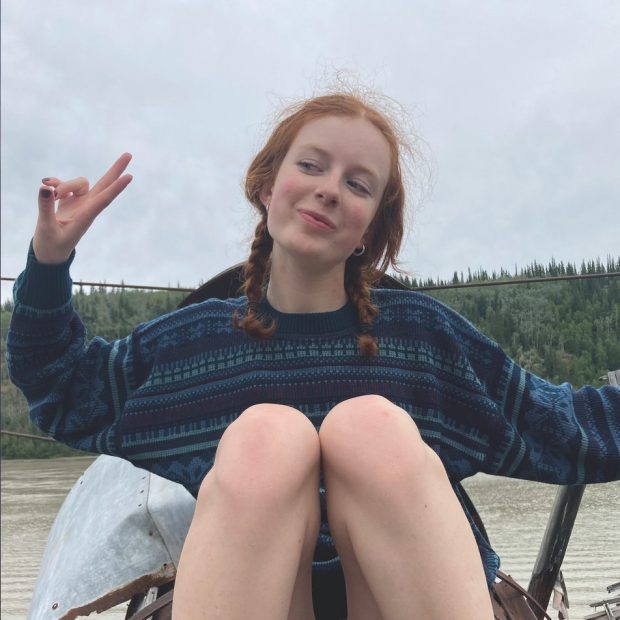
[319,395,441,489]
[198,404,320,508]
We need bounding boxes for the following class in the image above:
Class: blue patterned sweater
[7,246,620,585]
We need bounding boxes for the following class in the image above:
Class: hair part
[237,89,413,356]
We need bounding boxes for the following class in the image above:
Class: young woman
[8,93,619,620]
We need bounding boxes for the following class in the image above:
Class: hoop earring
[353,244,365,257]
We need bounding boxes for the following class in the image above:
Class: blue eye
[348,180,370,195]
[298,160,321,172]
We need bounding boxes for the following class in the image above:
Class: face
[261,115,391,273]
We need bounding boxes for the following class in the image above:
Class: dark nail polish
[40,188,52,198]
[42,177,51,183]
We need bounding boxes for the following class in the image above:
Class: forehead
[289,115,391,183]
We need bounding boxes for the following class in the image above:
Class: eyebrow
[296,145,381,185]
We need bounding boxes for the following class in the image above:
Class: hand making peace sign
[33,153,133,264]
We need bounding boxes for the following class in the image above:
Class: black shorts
[312,560,347,619]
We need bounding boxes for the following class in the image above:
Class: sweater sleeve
[440,301,620,485]
[486,359,620,484]
[6,245,152,455]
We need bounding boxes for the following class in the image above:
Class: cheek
[349,205,376,232]
[274,177,300,199]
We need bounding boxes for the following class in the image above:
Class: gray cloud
[2,0,618,303]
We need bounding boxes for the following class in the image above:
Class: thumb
[37,186,56,222]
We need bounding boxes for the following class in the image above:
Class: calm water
[1,457,618,619]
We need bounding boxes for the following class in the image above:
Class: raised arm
[7,154,144,455]
[33,152,133,264]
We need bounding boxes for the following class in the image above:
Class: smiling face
[260,115,391,275]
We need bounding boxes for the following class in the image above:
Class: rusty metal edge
[57,568,175,620]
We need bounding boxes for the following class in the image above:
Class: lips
[297,209,336,230]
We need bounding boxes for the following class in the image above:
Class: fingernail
[40,188,52,198]
[42,177,51,183]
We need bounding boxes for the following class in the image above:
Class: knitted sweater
[7,246,620,585]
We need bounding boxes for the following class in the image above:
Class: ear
[259,184,273,209]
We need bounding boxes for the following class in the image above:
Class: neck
[266,251,348,313]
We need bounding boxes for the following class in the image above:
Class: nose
[315,172,340,206]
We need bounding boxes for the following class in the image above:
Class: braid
[345,260,380,357]
[233,219,277,338]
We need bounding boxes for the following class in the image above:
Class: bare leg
[172,404,320,620]
[319,395,493,620]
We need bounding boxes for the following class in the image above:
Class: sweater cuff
[13,241,76,310]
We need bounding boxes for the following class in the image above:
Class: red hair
[235,92,408,356]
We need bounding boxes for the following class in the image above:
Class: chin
[274,239,347,269]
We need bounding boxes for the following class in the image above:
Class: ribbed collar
[258,297,358,335]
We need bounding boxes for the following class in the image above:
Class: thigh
[319,396,490,618]
[339,556,383,620]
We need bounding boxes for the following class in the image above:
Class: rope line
[2,271,619,294]
[1,276,194,293]
[0,430,56,442]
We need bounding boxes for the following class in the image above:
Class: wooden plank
[590,596,620,607]
[583,605,620,620]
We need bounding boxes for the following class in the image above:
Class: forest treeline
[1,257,619,458]
[399,255,620,289]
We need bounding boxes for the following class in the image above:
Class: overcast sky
[2,1,619,304]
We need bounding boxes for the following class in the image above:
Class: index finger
[86,174,133,219]
[91,153,133,195]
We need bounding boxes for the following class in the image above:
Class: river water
[1,457,618,619]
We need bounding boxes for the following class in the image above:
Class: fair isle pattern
[7,248,620,586]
